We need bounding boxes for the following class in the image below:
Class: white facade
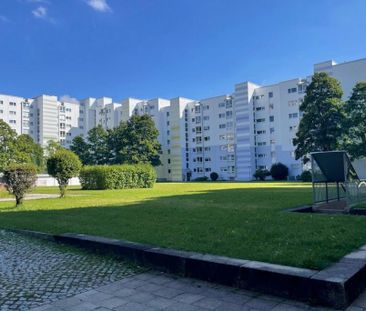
[1,57,366,181]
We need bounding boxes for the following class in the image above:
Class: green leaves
[71,115,162,167]
[342,81,366,160]
[47,149,82,197]
[0,121,44,172]
[294,72,345,161]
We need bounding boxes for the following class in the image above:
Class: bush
[3,163,37,206]
[270,162,289,181]
[300,170,312,182]
[210,172,219,181]
[192,176,209,182]
[47,149,82,197]
[79,164,156,190]
[253,169,271,181]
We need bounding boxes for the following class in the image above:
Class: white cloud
[32,6,47,19]
[59,95,79,104]
[86,0,112,13]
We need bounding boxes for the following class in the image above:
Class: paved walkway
[29,271,366,311]
[0,193,59,202]
[0,231,141,310]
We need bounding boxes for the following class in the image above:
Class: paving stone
[244,297,280,310]
[0,231,141,311]
[193,297,224,310]
[174,293,205,304]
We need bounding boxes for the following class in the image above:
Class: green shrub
[3,163,37,206]
[79,164,157,190]
[193,176,209,182]
[300,170,312,182]
[47,149,82,197]
[253,169,271,181]
[270,162,289,181]
[210,172,219,181]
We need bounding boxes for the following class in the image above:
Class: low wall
[36,174,80,187]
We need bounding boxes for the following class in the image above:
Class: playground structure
[311,151,366,212]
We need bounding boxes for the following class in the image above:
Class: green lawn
[1,182,366,270]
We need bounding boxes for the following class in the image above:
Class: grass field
[1,182,366,270]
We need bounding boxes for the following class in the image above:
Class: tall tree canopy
[0,120,18,171]
[118,115,162,166]
[71,115,161,166]
[342,81,366,159]
[0,121,44,171]
[293,72,345,162]
[16,134,44,170]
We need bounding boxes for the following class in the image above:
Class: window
[219,102,225,108]
[257,130,266,134]
[205,157,211,162]
[0,100,3,105]
[226,111,233,119]
[203,116,209,121]
[288,87,297,94]
[226,100,233,108]
[257,142,266,146]
[298,84,307,93]
[196,116,201,123]
[289,113,298,119]
[205,167,211,172]
[9,102,16,106]
[196,126,202,133]
[219,124,226,129]
[10,111,16,115]
[270,128,275,134]
[203,125,210,131]
[9,120,16,124]
[255,107,265,111]
[204,146,211,151]
[269,116,274,122]
[256,118,265,123]
[195,106,201,113]
[257,153,266,158]
[204,136,210,141]
[269,92,273,98]
[166,112,170,117]
[0,110,3,114]
[167,121,170,126]
[219,134,226,141]
[226,122,233,129]
[219,113,225,119]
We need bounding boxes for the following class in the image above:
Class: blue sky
[0,0,366,101]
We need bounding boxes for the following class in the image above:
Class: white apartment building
[1,57,366,181]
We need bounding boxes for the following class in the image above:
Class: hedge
[79,164,157,190]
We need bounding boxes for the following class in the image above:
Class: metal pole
[326,182,329,203]
[337,181,340,201]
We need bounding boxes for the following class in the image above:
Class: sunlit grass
[1,182,366,270]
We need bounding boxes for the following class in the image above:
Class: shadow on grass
[1,186,366,270]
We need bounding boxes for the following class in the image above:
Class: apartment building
[1,57,366,181]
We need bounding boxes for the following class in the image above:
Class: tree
[3,163,37,206]
[45,140,63,157]
[342,81,366,159]
[47,149,82,197]
[16,134,44,171]
[293,72,345,162]
[87,125,110,165]
[270,163,289,181]
[300,170,312,182]
[253,168,271,181]
[70,135,91,165]
[117,115,162,166]
[210,172,219,181]
[0,120,18,171]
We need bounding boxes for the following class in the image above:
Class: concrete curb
[7,229,366,309]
